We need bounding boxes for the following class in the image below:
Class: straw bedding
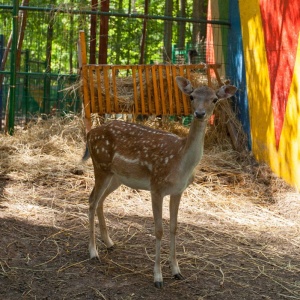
[0,114,299,299]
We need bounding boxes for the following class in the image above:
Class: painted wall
[239,0,300,190]
[227,0,300,190]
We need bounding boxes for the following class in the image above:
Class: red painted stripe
[206,0,215,64]
[259,0,300,148]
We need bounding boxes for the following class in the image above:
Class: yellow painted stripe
[278,34,300,188]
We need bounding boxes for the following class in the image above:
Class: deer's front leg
[170,194,184,280]
[151,191,164,288]
[88,187,99,259]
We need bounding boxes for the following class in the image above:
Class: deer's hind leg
[88,172,114,259]
[96,176,120,249]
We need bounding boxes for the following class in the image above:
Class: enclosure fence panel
[78,31,223,131]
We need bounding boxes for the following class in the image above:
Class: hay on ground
[0,115,299,299]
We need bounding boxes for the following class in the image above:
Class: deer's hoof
[107,245,115,252]
[90,255,100,261]
[174,273,184,280]
[154,281,164,289]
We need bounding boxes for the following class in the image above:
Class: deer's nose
[194,111,206,119]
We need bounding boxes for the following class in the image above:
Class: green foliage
[0,0,208,72]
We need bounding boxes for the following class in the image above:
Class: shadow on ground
[0,211,299,300]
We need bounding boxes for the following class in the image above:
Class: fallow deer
[83,76,237,288]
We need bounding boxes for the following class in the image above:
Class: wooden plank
[112,66,119,113]
[179,65,189,115]
[88,65,96,113]
[103,66,111,113]
[172,65,181,115]
[138,66,146,114]
[151,65,160,115]
[145,65,152,114]
[158,65,166,115]
[79,31,90,120]
[165,65,173,115]
[96,66,104,114]
[212,65,223,86]
[132,66,139,114]
[186,66,191,80]
[81,65,91,119]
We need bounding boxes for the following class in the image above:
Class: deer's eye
[190,95,194,101]
[213,97,218,104]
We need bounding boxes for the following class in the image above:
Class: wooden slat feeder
[78,31,223,132]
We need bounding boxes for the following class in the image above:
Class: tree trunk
[177,0,186,49]
[163,0,173,63]
[0,35,12,92]
[98,0,109,64]
[115,0,123,65]
[90,0,98,64]
[44,0,56,114]
[0,0,29,90]
[192,0,207,45]
[16,0,29,71]
[139,0,149,64]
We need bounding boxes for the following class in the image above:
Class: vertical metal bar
[24,49,29,123]
[8,0,19,135]
[0,34,4,131]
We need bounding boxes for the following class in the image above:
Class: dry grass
[0,114,300,299]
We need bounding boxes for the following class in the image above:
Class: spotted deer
[83,76,237,288]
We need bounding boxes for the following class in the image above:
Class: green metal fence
[0,71,80,124]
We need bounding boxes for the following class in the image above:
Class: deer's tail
[82,143,90,162]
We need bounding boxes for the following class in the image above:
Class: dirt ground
[0,117,300,300]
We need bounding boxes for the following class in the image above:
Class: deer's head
[176,76,237,122]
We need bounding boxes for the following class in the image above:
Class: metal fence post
[0,34,4,131]
[8,0,19,135]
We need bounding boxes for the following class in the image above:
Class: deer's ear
[176,76,194,95]
[217,85,237,99]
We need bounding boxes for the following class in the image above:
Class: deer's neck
[180,119,207,171]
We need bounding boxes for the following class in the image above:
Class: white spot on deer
[114,153,139,165]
